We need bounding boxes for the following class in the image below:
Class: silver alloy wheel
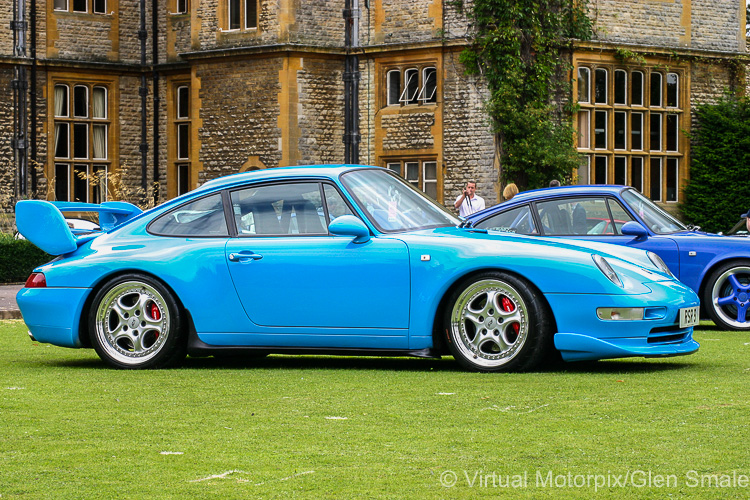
[449,279,529,369]
[711,265,750,329]
[94,280,170,366]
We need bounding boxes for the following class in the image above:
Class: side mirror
[328,215,371,243]
[620,221,649,239]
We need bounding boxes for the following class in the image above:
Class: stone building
[0,0,746,213]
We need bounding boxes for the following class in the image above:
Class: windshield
[341,169,460,232]
[621,188,686,234]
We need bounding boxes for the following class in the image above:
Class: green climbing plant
[460,0,592,190]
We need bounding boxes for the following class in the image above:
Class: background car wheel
[443,272,553,372]
[703,260,750,331]
[89,274,186,369]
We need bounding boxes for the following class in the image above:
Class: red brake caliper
[501,297,520,335]
[150,302,161,338]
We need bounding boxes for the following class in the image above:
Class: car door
[224,180,411,333]
[533,196,680,276]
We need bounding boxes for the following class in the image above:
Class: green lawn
[0,320,748,499]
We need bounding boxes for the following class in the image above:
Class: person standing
[454,180,485,217]
[503,183,519,201]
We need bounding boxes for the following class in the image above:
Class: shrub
[682,95,750,233]
[0,233,52,283]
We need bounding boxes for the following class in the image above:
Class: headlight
[647,251,674,278]
[592,254,623,288]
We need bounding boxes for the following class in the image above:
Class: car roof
[468,185,630,218]
[197,164,371,192]
[509,185,628,203]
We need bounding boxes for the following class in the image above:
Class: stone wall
[296,57,346,164]
[195,56,284,183]
[590,0,742,52]
[381,113,435,151]
[0,67,15,211]
[288,0,344,46]
[372,0,441,45]
[441,49,495,205]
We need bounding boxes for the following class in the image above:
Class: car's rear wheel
[89,274,186,369]
[444,272,553,372]
[703,261,750,331]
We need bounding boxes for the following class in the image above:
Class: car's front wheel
[89,274,187,369]
[703,260,750,331]
[444,272,553,372]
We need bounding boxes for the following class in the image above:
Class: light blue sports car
[15,165,700,372]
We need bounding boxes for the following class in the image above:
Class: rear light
[25,273,47,288]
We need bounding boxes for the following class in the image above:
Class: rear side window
[149,193,229,236]
[474,205,536,235]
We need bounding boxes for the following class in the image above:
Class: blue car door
[224,181,411,333]
[534,196,681,277]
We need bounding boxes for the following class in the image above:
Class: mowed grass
[0,320,748,499]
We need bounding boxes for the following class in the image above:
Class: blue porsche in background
[467,185,750,331]
[16,166,699,371]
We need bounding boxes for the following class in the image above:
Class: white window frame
[650,113,662,152]
[386,70,401,106]
[631,112,643,151]
[614,69,627,106]
[177,85,190,119]
[614,156,627,185]
[422,161,437,198]
[650,72,663,107]
[594,110,607,150]
[73,85,89,118]
[594,68,608,105]
[650,157,663,202]
[244,0,257,29]
[92,86,108,119]
[594,155,608,184]
[417,67,437,103]
[577,67,590,103]
[631,71,644,107]
[666,73,679,108]
[577,110,590,149]
[399,68,419,105]
[614,111,627,150]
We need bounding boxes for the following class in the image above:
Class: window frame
[52,80,111,202]
[383,158,440,200]
[576,63,685,204]
[383,62,439,109]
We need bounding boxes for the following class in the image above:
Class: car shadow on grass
[42,352,698,374]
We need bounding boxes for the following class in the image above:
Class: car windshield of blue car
[341,169,460,232]
[621,188,687,234]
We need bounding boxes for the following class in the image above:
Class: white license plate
[679,306,700,328]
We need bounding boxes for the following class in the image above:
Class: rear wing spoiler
[15,200,142,255]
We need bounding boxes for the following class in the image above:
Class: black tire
[88,273,187,369]
[702,260,750,331]
[443,271,554,372]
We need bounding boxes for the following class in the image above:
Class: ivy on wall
[460,0,592,190]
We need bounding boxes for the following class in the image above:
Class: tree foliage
[460,0,592,189]
[682,95,750,233]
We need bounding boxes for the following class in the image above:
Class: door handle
[228,251,263,262]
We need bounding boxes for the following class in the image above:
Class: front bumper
[546,285,700,362]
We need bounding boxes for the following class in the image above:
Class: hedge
[0,233,52,283]
[682,94,750,233]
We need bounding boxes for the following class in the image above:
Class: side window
[149,193,228,236]
[537,198,615,236]
[323,184,355,223]
[474,205,536,235]
[606,199,635,235]
[231,182,327,236]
